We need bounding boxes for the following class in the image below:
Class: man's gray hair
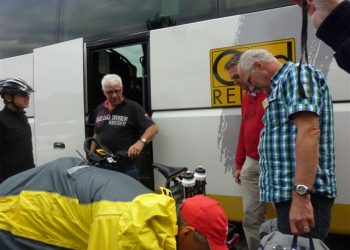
[238,49,276,73]
[101,74,123,91]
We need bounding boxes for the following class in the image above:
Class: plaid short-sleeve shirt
[259,62,337,202]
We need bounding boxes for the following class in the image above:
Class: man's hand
[293,0,343,28]
[128,140,144,158]
[234,169,241,185]
[289,193,315,235]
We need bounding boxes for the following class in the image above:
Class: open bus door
[33,38,85,165]
[85,34,154,189]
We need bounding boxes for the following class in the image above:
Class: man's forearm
[90,133,97,152]
[140,124,159,142]
[293,113,320,189]
[294,130,319,189]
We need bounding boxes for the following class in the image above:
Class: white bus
[0,0,349,238]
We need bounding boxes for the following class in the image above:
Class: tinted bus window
[0,0,293,59]
[173,0,217,24]
[60,0,217,42]
[220,0,292,16]
[0,0,59,59]
[60,0,160,41]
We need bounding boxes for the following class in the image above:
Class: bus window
[0,0,59,59]
[60,0,217,41]
[220,0,292,17]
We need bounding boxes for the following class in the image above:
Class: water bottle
[194,167,206,195]
[182,172,196,199]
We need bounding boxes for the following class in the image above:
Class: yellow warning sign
[210,39,295,107]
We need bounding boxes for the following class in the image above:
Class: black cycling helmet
[0,77,34,96]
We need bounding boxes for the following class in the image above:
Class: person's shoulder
[0,107,10,119]
[0,110,4,125]
[287,62,320,78]
[123,98,138,105]
[95,102,108,112]
[241,92,249,100]
[97,102,106,108]
[273,61,295,83]
[123,98,144,109]
[302,64,326,79]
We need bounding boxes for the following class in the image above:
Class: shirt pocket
[263,96,288,130]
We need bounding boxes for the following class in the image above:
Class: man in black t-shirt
[0,78,35,183]
[91,74,158,180]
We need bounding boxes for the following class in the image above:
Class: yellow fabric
[115,193,177,250]
[0,191,177,250]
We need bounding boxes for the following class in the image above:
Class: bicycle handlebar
[83,137,129,170]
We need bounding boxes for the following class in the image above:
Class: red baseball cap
[180,195,228,250]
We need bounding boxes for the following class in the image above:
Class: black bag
[259,231,329,250]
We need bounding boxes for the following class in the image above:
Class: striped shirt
[259,62,337,202]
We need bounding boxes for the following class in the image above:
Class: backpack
[259,231,329,250]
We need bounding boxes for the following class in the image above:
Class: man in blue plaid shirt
[237,49,337,241]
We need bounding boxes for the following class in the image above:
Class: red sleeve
[234,94,247,170]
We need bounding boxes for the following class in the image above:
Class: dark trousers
[274,194,335,240]
[120,162,140,181]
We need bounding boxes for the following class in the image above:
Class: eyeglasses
[105,89,122,96]
[17,92,30,98]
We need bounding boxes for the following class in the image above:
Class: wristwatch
[139,137,147,144]
[293,184,312,196]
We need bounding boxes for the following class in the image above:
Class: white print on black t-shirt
[96,114,128,127]
[96,114,110,122]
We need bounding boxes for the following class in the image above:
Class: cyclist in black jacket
[0,78,35,183]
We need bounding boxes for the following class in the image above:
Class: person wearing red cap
[177,195,229,250]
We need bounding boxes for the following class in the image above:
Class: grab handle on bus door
[53,142,65,149]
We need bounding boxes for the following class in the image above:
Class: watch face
[296,185,307,194]
[295,184,311,195]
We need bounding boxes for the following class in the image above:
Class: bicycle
[82,137,240,248]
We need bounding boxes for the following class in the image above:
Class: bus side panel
[151,5,350,110]
[33,38,85,165]
[152,109,241,195]
[150,5,350,233]
[150,15,241,110]
[152,108,244,222]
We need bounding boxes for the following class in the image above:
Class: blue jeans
[121,162,140,181]
[274,194,334,240]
